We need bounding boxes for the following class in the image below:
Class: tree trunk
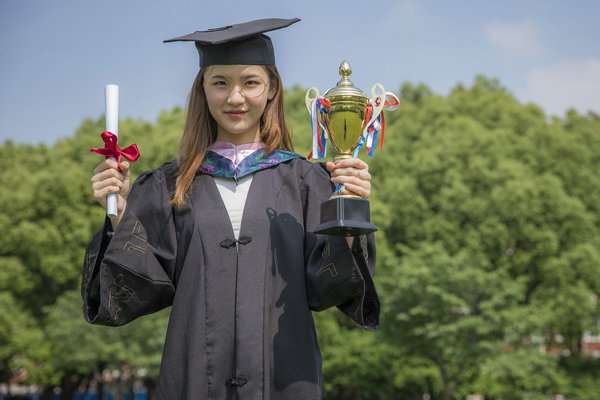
[128,386,134,400]
[60,371,82,400]
[436,361,453,400]
[97,362,106,400]
[142,377,156,400]
[39,386,54,400]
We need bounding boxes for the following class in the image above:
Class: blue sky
[1,0,599,145]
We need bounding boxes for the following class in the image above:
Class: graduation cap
[164,18,300,67]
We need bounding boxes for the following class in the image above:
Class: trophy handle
[305,87,328,139]
[362,83,386,137]
[305,87,319,114]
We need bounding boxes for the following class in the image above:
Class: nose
[227,86,245,105]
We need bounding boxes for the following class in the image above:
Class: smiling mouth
[226,110,247,118]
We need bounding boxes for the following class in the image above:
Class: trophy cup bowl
[324,94,367,167]
[306,61,386,236]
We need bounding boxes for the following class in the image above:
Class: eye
[244,80,262,88]
[207,78,230,89]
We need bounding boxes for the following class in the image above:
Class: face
[203,64,276,144]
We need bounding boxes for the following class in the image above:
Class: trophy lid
[324,61,368,99]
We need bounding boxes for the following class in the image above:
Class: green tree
[381,243,526,399]
[372,76,600,398]
[1,76,599,399]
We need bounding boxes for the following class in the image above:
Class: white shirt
[206,141,266,240]
[213,174,253,240]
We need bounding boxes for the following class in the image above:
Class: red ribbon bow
[90,131,140,169]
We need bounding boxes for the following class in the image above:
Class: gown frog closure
[82,149,380,400]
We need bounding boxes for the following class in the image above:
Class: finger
[331,174,371,193]
[331,157,369,170]
[93,177,126,195]
[121,162,131,185]
[331,167,371,182]
[119,161,130,173]
[93,184,122,198]
[340,182,371,199]
[93,186,123,206]
[93,160,109,175]
[117,197,128,215]
[91,167,124,184]
[329,160,369,177]
[93,159,120,175]
[92,176,124,192]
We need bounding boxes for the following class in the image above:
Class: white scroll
[105,84,119,218]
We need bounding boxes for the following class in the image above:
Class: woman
[83,18,379,400]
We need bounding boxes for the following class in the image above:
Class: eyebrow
[206,74,263,80]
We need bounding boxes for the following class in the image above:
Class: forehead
[204,64,269,79]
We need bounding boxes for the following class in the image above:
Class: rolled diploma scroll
[105,84,119,218]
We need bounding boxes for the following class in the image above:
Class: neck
[216,126,261,145]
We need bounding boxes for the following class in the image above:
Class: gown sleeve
[302,163,380,330]
[81,166,177,326]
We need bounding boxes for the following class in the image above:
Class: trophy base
[314,197,378,236]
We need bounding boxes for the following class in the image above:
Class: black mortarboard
[164,18,300,67]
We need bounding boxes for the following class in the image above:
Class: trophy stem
[334,154,353,162]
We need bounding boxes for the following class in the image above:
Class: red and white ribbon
[355,92,399,157]
[308,97,330,160]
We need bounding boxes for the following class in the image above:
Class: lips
[225,110,247,119]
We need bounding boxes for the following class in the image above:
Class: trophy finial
[327,60,367,97]
[339,60,352,77]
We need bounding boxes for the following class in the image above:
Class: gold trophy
[306,61,386,236]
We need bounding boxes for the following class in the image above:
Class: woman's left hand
[326,158,371,199]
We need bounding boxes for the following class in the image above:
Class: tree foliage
[1,79,599,399]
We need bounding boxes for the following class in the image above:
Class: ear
[267,84,276,101]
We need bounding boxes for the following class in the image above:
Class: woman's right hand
[91,159,130,229]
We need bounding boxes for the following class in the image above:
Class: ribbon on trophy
[353,92,400,158]
[91,131,140,169]
[308,96,331,160]
[308,92,399,160]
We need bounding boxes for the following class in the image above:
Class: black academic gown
[81,157,379,400]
